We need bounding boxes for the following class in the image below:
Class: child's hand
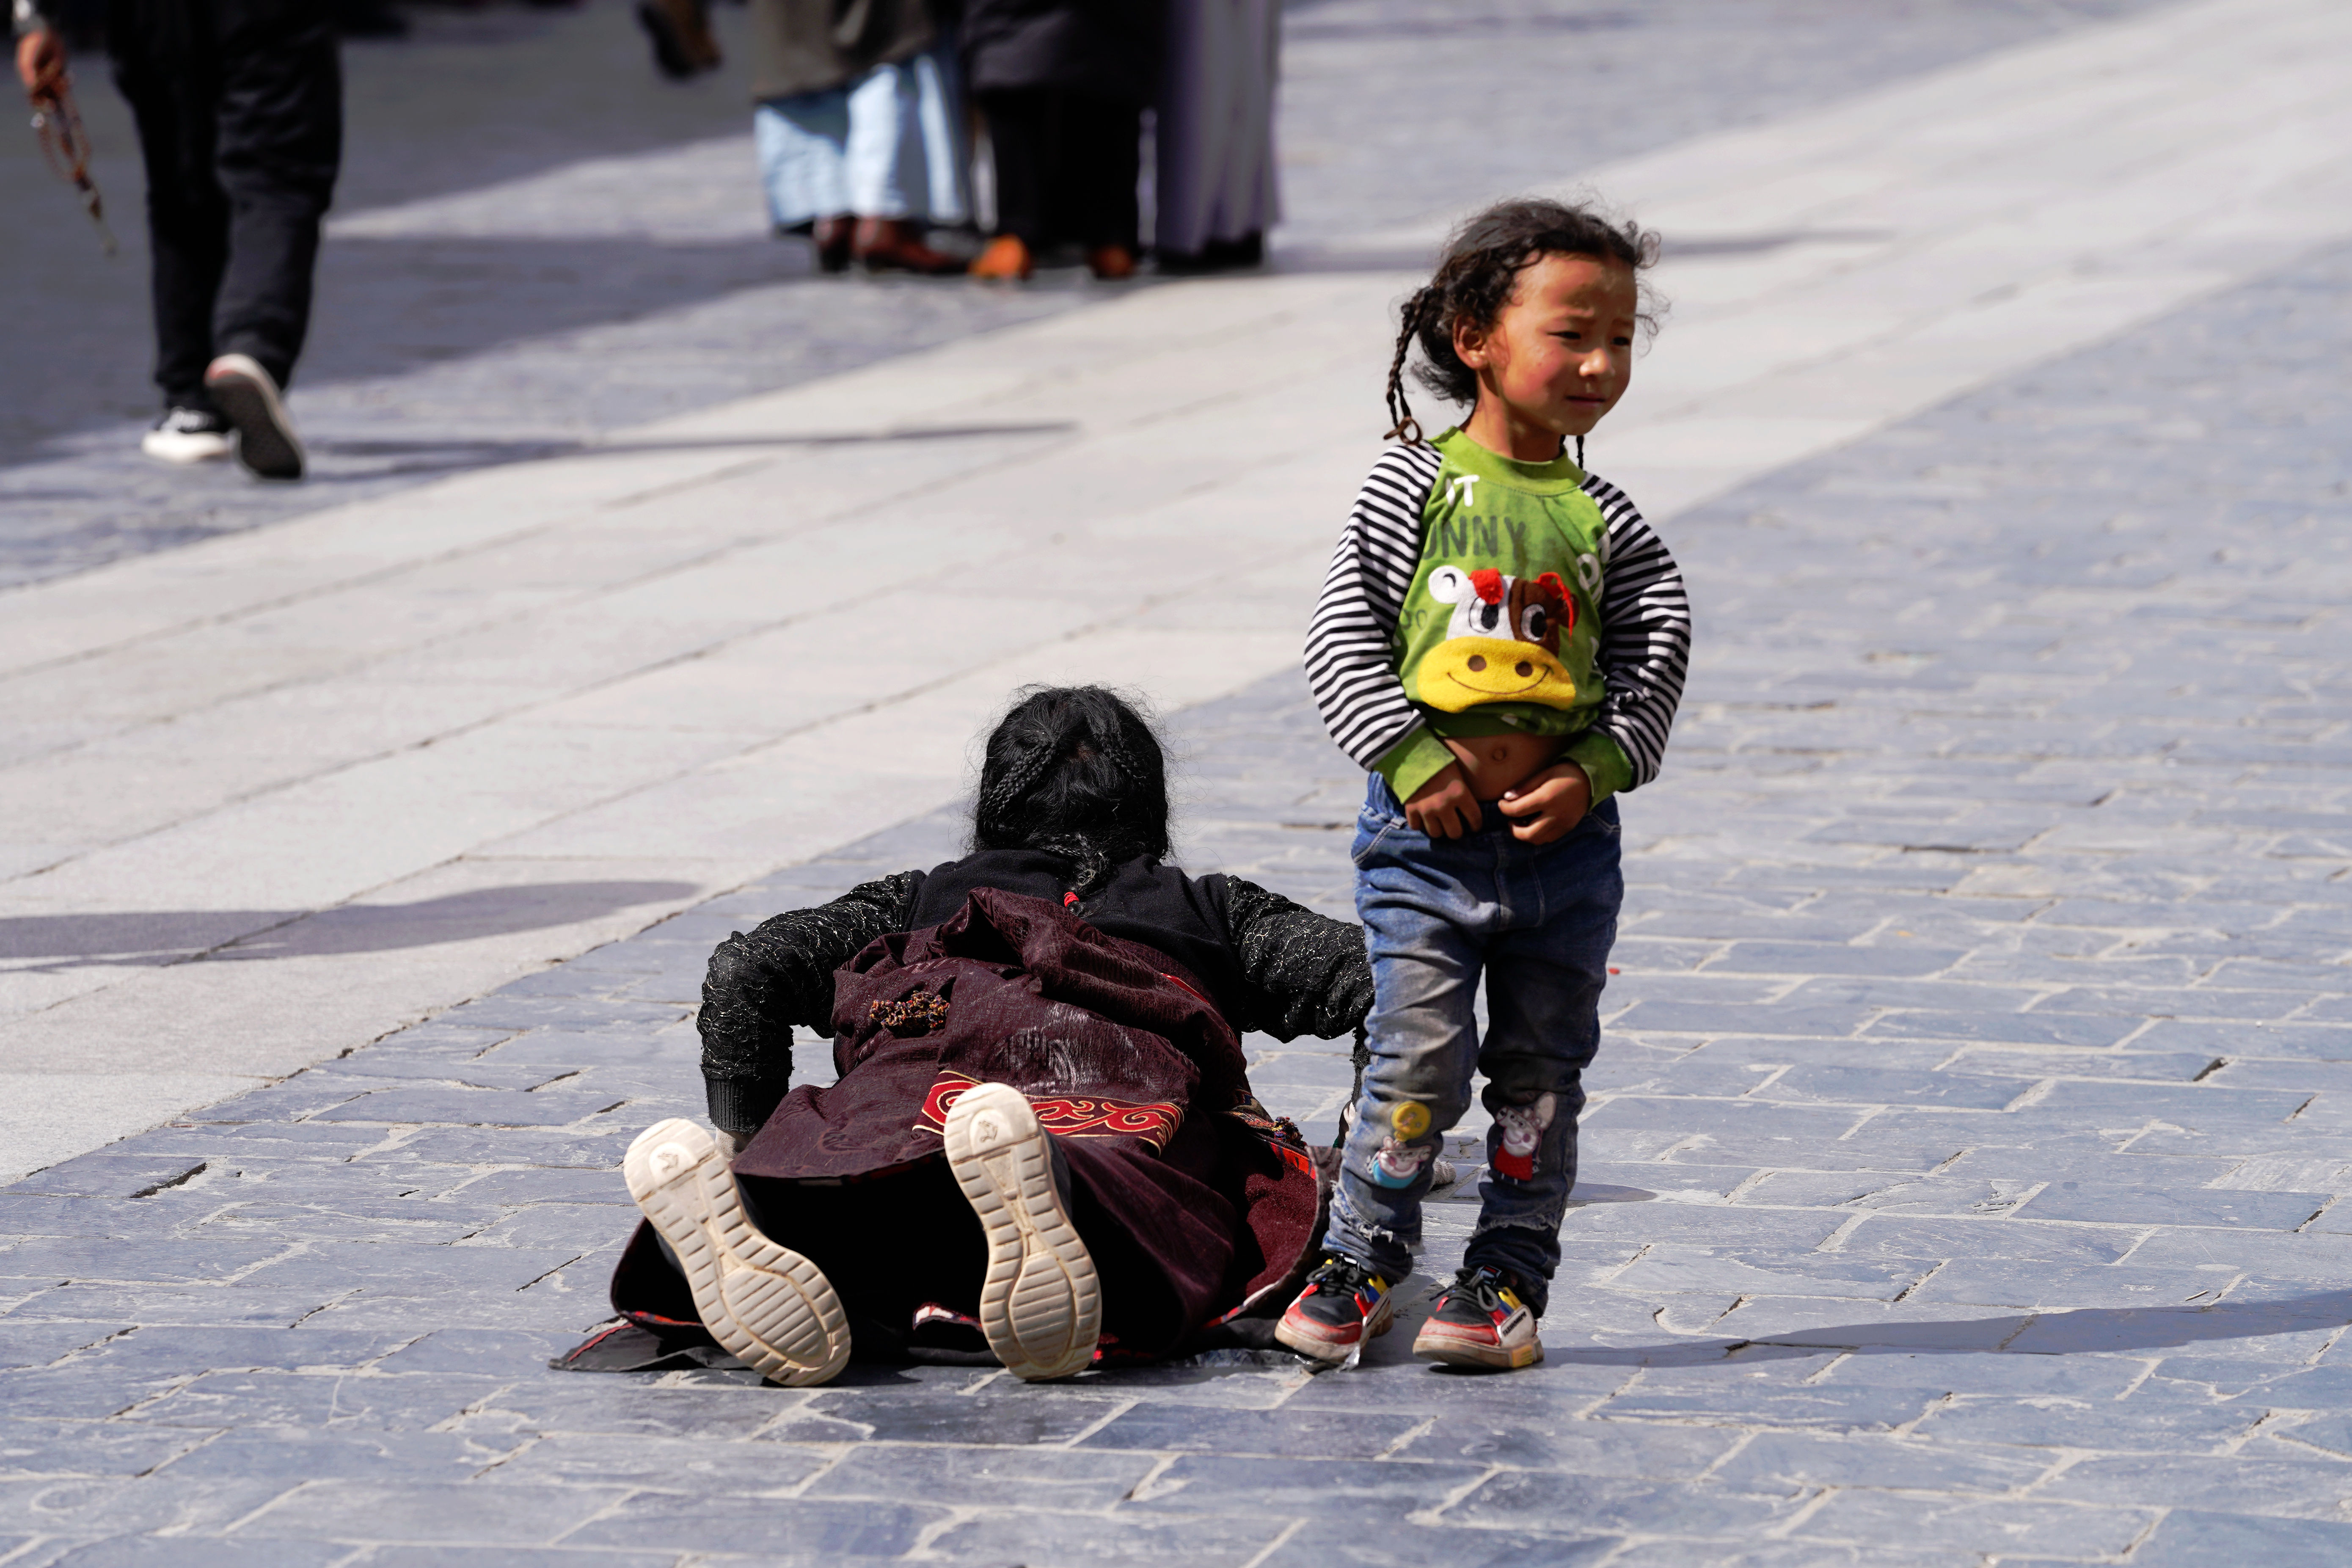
[1496,761,1590,844]
[1404,763,1482,839]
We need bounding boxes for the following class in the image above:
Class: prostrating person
[574,687,1373,1383]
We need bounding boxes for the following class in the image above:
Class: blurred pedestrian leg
[962,0,1157,282]
[972,88,1138,279]
[749,0,967,275]
[1154,0,1276,273]
[638,0,721,80]
[108,0,339,478]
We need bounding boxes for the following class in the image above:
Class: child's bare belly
[1443,732,1566,801]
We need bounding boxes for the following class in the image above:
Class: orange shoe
[969,235,1034,281]
[1087,244,1137,281]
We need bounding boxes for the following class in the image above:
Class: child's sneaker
[1275,1254,1395,1364]
[1413,1263,1543,1370]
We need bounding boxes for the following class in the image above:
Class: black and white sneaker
[943,1083,1101,1381]
[203,353,306,479]
[140,406,233,465]
[1275,1253,1396,1364]
[623,1118,852,1386]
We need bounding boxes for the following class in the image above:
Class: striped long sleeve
[1581,473,1692,790]
[1303,444,1446,772]
[1301,447,1692,794]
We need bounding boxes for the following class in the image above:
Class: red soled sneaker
[1275,1254,1394,1364]
[1413,1263,1543,1370]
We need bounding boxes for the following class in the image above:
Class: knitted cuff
[1563,729,1634,805]
[704,1075,790,1138]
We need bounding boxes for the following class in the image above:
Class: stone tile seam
[430,534,1323,848]
[4,521,1044,869]
[3,278,1325,676]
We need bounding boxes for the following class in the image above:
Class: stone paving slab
[3,0,2175,587]
[3,182,2349,1562]
[11,0,2347,1179]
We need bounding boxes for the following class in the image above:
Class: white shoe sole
[622,1118,851,1386]
[203,353,306,479]
[1412,1324,1544,1370]
[1274,1293,1394,1365]
[140,429,233,465]
[943,1083,1099,1381]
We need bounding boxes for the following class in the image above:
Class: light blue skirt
[753,41,970,229]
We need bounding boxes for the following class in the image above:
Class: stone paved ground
[0,0,2167,588]
[5,170,2349,1565]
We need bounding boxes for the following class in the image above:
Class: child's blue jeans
[1321,772,1623,1316]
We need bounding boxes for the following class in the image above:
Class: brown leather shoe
[812,215,854,274]
[852,217,967,276]
[968,234,1034,281]
[1086,245,1137,281]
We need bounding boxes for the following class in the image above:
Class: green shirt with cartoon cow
[1378,429,1632,802]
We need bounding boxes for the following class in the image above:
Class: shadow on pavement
[0,880,701,969]
[1561,1292,2352,1366]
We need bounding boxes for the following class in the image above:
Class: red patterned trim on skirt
[913,1071,1182,1152]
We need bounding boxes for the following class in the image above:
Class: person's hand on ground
[1405,763,1482,838]
[1495,760,1591,844]
[17,28,67,100]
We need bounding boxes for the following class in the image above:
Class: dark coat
[697,850,1373,1137]
[745,885,1252,1180]
[747,0,938,103]
[960,0,1159,103]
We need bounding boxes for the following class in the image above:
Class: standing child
[1281,198,1691,1370]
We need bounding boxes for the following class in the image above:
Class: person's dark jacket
[748,0,938,102]
[960,0,1159,103]
[698,849,1371,1135]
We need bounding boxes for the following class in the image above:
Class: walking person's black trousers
[108,0,342,408]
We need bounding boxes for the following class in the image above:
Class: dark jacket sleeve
[1216,876,1374,1042]
[699,871,921,1135]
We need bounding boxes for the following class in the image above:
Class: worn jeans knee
[1319,773,1622,1304]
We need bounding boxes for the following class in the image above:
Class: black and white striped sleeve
[1583,472,1692,789]
[1303,444,1445,769]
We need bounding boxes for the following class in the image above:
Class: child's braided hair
[972,685,1172,893]
[1385,197,1662,446]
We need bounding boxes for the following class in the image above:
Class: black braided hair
[1384,288,1437,445]
[1384,196,1662,446]
[971,686,1172,893]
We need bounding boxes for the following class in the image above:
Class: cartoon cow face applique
[1413,566,1579,713]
